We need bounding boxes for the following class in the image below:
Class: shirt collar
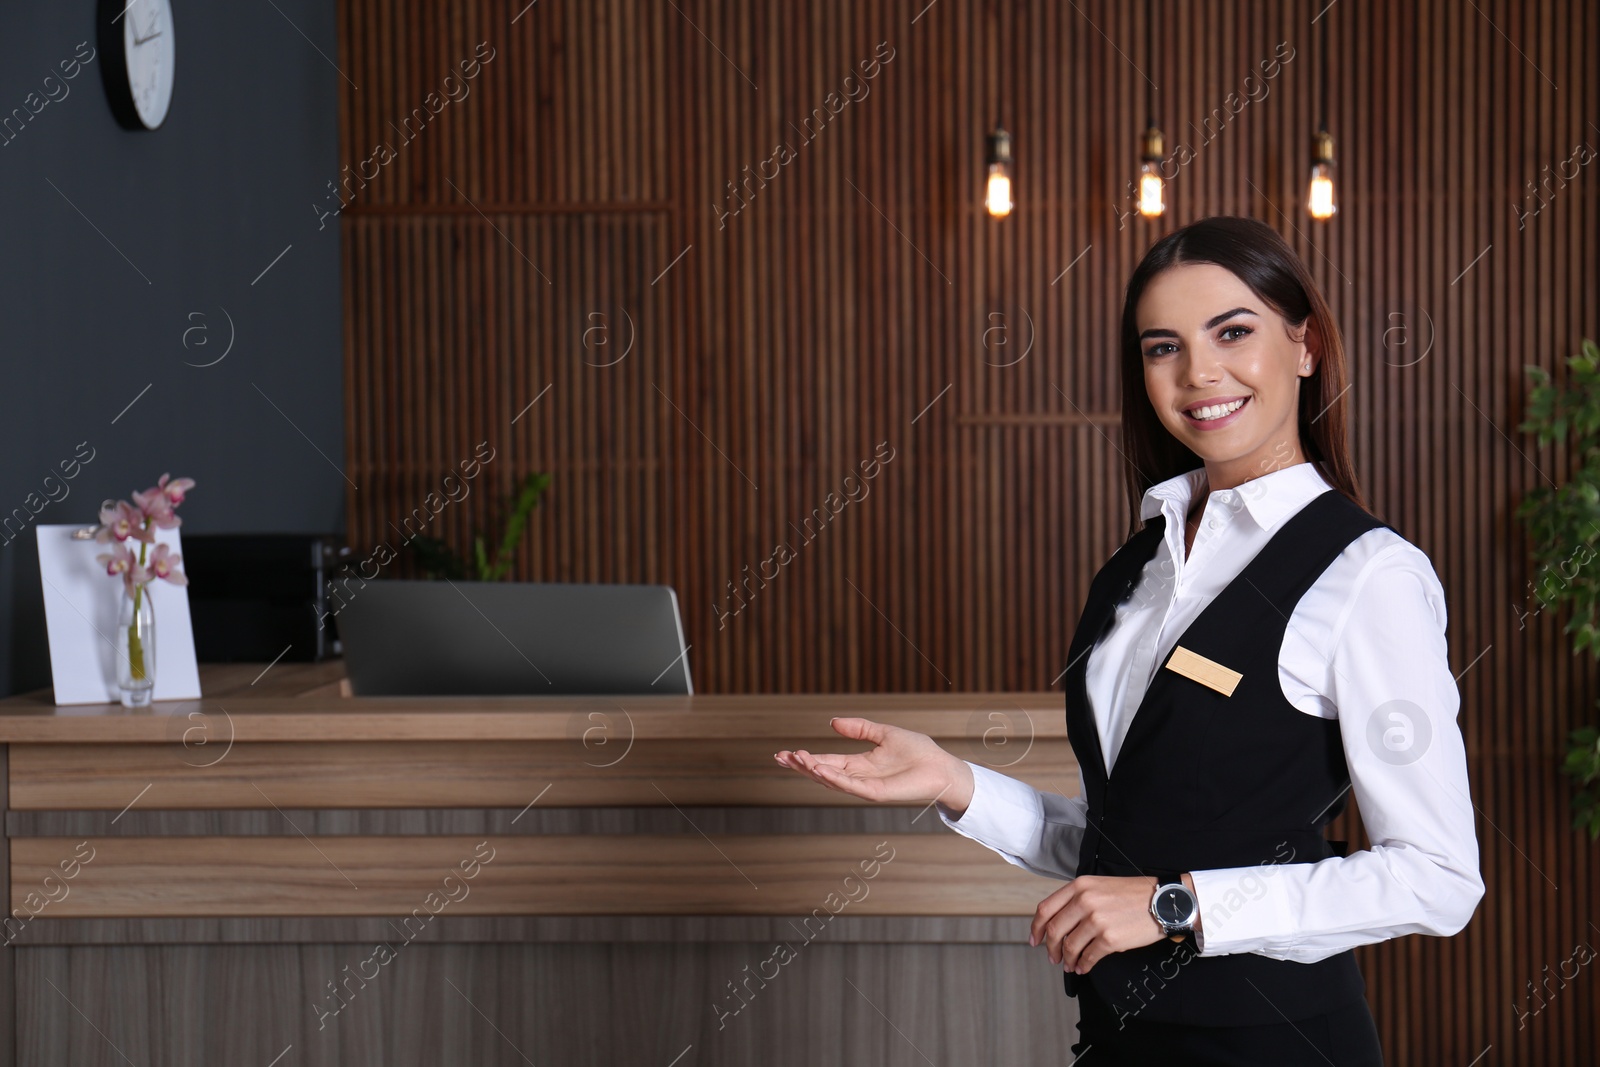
[1139,460,1335,533]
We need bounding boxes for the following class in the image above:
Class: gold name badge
[1164,645,1243,696]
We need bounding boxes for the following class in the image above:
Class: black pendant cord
[1145,0,1157,129]
[1316,0,1328,132]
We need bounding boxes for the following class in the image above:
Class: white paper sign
[36,523,202,705]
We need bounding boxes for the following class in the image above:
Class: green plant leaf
[473,535,490,582]
[1519,338,1600,846]
[488,472,551,581]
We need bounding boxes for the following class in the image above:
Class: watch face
[1155,886,1195,926]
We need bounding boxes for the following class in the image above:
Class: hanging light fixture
[1307,5,1337,220]
[1136,0,1165,218]
[985,125,1014,218]
[1308,130,1337,219]
[1138,125,1165,218]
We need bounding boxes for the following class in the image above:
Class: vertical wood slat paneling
[334,1,1600,1062]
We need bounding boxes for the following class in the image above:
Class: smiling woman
[779,218,1482,1066]
[1118,216,1364,535]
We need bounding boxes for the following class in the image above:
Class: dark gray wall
[0,2,344,696]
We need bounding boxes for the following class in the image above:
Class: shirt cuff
[935,761,1042,849]
[934,762,1087,881]
[935,763,1055,848]
[1189,866,1299,957]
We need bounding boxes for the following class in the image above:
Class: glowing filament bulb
[984,127,1014,219]
[1138,163,1165,217]
[1137,125,1166,218]
[986,164,1013,217]
[1308,131,1337,220]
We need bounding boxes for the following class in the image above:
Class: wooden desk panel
[7,739,1079,810]
[0,682,1063,746]
[0,668,1075,923]
[0,666,1082,1067]
[10,834,1047,918]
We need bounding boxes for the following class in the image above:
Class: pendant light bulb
[1137,125,1165,218]
[1308,129,1337,220]
[985,127,1013,218]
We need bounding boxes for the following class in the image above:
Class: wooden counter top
[2,664,1078,923]
[0,662,1067,745]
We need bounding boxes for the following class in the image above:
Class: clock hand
[133,30,164,45]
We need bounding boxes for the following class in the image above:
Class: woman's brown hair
[1117,215,1367,539]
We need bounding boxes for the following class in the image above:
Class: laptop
[335,580,693,696]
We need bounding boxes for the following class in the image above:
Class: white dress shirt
[937,460,1485,963]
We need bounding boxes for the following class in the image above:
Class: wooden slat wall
[336,1,1600,1062]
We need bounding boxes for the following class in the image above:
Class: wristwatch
[1148,869,1197,942]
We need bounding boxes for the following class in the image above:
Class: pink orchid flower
[94,500,153,544]
[131,488,181,529]
[157,474,195,506]
[95,544,148,595]
[146,543,188,586]
[97,542,135,577]
[91,476,195,593]
[134,473,195,516]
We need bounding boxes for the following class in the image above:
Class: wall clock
[98,0,176,130]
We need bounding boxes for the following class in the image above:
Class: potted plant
[91,474,196,706]
[1516,337,1600,840]
[408,471,552,581]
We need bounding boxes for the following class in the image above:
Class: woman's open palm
[774,717,966,807]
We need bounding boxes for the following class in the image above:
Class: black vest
[1061,486,1396,1027]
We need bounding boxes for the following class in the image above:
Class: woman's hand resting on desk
[773,717,976,811]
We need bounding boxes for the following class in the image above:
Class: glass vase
[117,584,156,708]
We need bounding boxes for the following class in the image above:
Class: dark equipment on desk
[181,534,349,663]
[336,579,694,696]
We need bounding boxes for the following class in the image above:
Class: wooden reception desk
[0,664,1082,1066]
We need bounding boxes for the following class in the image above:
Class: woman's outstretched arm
[774,716,974,807]
[936,763,1090,882]
[776,718,1090,881]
